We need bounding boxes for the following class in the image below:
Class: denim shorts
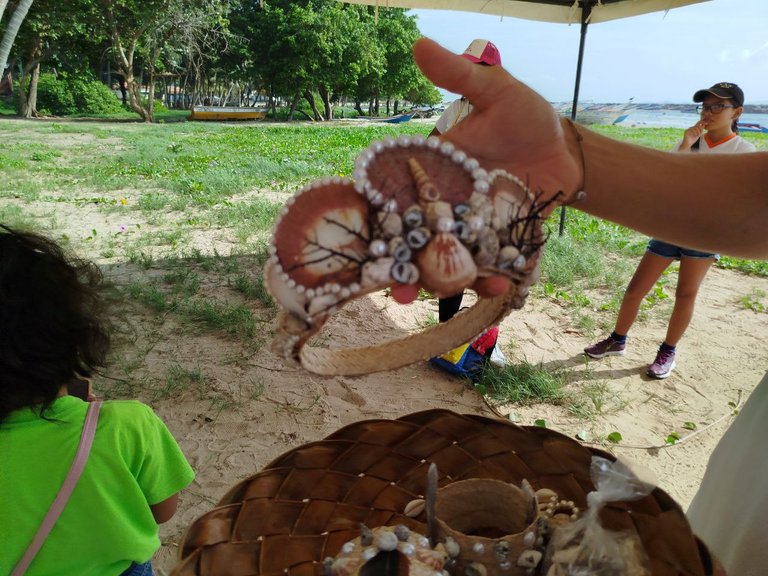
[647,238,719,260]
[119,561,154,576]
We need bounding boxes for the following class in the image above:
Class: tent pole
[559,1,592,236]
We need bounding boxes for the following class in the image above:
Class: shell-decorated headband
[266,135,554,375]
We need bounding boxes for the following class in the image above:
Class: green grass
[475,360,569,406]
[2,118,766,410]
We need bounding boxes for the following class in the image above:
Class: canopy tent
[339,0,711,232]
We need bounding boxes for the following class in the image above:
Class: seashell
[454,203,471,218]
[376,210,403,238]
[444,536,460,558]
[390,261,419,285]
[271,182,369,290]
[436,216,454,233]
[497,245,521,269]
[493,540,512,561]
[415,233,478,298]
[375,530,398,551]
[424,201,454,231]
[468,192,494,223]
[453,221,477,245]
[403,205,425,228]
[472,228,500,267]
[517,549,543,568]
[307,293,341,317]
[464,563,487,576]
[409,158,441,202]
[406,227,431,250]
[359,524,373,546]
[389,237,413,263]
[523,531,536,549]
[404,498,425,517]
[361,257,395,289]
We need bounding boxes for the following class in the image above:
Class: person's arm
[149,493,179,524]
[413,38,768,260]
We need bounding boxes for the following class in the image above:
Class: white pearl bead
[464,157,480,171]
[436,217,454,233]
[474,180,490,194]
[426,136,441,149]
[439,141,455,155]
[397,134,412,146]
[451,150,467,163]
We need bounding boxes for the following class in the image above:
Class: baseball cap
[461,39,502,67]
[693,82,744,107]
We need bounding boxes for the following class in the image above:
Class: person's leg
[614,252,673,335]
[662,256,715,346]
[438,292,464,322]
[585,251,671,359]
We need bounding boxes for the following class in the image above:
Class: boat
[356,112,415,124]
[738,122,768,134]
[190,106,266,121]
[555,99,636,125]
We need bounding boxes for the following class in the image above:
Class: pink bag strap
[11,400,102,576]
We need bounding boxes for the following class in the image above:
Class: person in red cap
[584,81,756,379]
[428,39,505,374]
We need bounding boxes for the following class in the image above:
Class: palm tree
[0,0,35,80]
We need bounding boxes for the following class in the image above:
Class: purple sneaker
[584,336,626,359]
[648,349,676,379]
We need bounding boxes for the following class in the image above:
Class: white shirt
[435,99,473,134]
[687,373,768,575]
[674,133,757,153]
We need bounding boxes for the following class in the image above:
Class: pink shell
[272,182,370,289]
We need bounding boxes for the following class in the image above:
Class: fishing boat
[190,106,266,121]
[356,112,415,124]
[738,122,768,134]
[555,99,636,125]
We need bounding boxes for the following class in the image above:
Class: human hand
[413,38,582,209]
[681,120,706,150]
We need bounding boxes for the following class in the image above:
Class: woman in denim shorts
[584,82,756,379]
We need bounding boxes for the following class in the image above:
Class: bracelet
[266,135,552,375]
[563,118,588,204]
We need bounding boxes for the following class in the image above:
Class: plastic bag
[543,456,656,576]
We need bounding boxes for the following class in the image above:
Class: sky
[410,0,768,104]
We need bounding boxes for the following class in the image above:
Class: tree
[0,0,35,79]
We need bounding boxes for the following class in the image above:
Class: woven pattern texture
[173,409,712,576]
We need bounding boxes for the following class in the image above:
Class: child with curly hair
[0,226,195,576]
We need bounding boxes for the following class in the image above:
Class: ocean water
[618,109,768,129]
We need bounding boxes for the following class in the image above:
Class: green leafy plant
[606,431,623,444]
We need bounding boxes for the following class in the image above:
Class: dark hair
[0,226,110,422]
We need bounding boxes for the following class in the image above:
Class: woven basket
[172,409,718,576]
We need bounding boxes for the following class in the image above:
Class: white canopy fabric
[339,0,710,25]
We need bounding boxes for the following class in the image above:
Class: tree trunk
[288,93,300,121]
[22,61,40,118]
[303,90,321,121]
[354,100,364,116]
[0,0,34,78]
[112,35,151,121]
[318,85,332,121]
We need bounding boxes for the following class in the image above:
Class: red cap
[461,39,502,66]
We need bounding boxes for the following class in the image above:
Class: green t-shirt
[0,396,195,576]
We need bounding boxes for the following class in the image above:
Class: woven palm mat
[173,409,714,576]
